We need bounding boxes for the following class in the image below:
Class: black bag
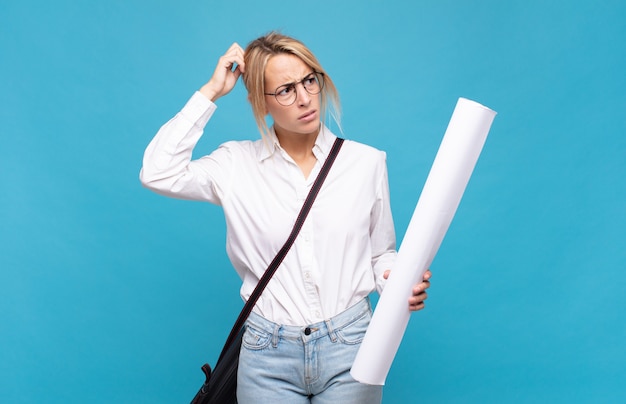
[190,138,344,404]
[190,328,243,404]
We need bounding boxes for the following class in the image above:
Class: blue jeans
[237,298,383,403]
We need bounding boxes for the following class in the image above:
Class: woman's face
[264,53,321,139]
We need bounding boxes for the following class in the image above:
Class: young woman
[140,32,431,403]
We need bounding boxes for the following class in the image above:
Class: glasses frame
[264,71,325,106]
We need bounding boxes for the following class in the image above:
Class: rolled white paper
[351,97,497,385]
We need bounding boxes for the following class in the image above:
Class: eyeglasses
[264,72,325,106]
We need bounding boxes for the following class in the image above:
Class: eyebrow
[275,71,315,88]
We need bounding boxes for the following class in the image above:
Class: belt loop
[325,319,337,342]
[272,323,280,348]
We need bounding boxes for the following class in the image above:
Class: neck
[275,124,320,157]
[274,124,320,178]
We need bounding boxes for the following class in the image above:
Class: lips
[298,110,317,121]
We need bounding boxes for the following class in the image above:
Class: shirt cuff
[181,91,217,128]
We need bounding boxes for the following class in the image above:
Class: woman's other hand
[383,269,431,312]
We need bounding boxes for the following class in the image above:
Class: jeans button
[304,327,311,335]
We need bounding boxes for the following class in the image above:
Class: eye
[303,74,317,86]
[276,84,295,97]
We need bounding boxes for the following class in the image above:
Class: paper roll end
[457,97,497,115]
[350,368,386,386]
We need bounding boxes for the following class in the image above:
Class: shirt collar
[256,124,338,162]
[256,127,281,162]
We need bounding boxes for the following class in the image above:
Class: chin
[303,120,322,133]
[275,120,321,138]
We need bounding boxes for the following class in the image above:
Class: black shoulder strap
[217,137,345,362]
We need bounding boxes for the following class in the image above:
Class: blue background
[1,0,625,402]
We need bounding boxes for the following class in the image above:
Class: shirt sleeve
[370,152,397,293]
[139,91,232,204]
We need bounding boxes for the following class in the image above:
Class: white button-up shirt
[140,92,397,326]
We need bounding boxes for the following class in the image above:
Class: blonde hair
[242,32,342,140]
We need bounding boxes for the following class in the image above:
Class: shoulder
[210,139,263,158]
[197,139,263,170]
[341,138,388,165]
[331,138,389,186]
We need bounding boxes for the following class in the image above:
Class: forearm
[139,92,217,199]
[370,154,397,293]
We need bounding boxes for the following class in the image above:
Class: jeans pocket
[242,324,272,350]
[335,311,370,345]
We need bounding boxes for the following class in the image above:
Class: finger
[410,291,427,303]
[409,292,427,308]
[409,300,426,311]
[227,42,244,54]
[218,54,240,72]
[383,270,391,280]
[412,280,430,295]
[232,65,242,79]
[423,270,432,280]
[224,43,246,72]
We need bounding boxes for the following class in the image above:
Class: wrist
[199,82,220,102]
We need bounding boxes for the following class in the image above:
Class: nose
[296,82,311,106]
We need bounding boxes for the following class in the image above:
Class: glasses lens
[274,84,296,106]
[304,72,323,95]
[272,72,325,106]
